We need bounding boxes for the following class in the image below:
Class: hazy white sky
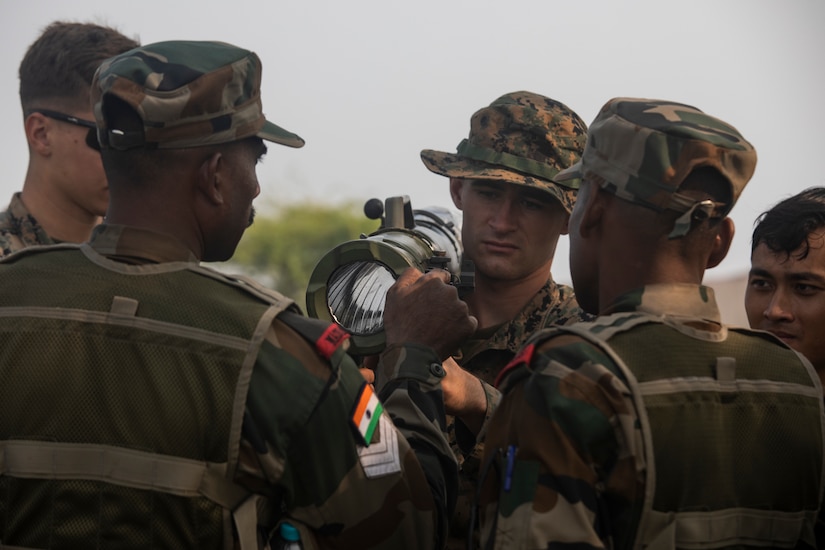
[2,0,823,287]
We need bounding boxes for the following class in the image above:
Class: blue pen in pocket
[504,445,517,492]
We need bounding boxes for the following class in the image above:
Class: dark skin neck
[103,148,226,262]
[573,183,733,314]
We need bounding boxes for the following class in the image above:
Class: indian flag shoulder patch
[351,382,384,446]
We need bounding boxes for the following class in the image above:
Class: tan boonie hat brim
[421,149,575,213]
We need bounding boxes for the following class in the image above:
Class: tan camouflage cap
[555,97,757,233]
[90,40,305,150]
[421,91,587,213]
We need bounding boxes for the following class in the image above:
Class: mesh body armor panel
[553,313,824,549]
[0,244,296,549]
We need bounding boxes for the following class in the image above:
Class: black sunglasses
[29,109,96,130]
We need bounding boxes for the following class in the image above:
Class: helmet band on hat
[456,139,573,185]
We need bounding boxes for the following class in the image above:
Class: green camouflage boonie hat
[420,91,587,213]
[555,97,757,236]
[89,40,304,150]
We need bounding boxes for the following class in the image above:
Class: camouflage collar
[462,277,587,358]
[0,192,54,252]
[89,224,199,264]
[603,283,722,323]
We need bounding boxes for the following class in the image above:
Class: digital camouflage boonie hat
[89,40,305,150]
[555,97,757,235]
[421,91,587,213]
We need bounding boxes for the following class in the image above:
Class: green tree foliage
[226,200,380,309]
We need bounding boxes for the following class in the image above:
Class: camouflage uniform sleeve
[373,342,460,547]
[454,379,501,456]
[239,321,457,549]
[478,334,644,549]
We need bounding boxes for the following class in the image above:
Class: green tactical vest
[0,244,297,549]
[554,313,825,549]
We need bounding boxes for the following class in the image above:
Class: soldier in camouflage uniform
[420,91,593,549]
[478,98,825,548]
[0,40,478,549]
[0,21,138,257]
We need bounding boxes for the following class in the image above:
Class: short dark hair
[751,187,825,260]
[19,21,139,112]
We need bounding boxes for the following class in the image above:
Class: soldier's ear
[706,217,734,269]
[196,152,225,206]
[576,183,606,239]
[25,112,52,156]
[449,178,465,209]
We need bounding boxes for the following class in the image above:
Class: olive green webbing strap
[225,302,290,550]
[554,323,658,548]
[641,508,818,549]
[637,375,822,398]
[189,264,297,550]
[0,305,253,351]
[0,441,256,548]
[0,445,253,550]
[558,323,822,548]
[0,440,250,506]
[190,265,297,309]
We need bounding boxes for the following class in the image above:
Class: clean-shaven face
[746,231,825,372]
[44,105,110,218]
[452,178,568,283]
